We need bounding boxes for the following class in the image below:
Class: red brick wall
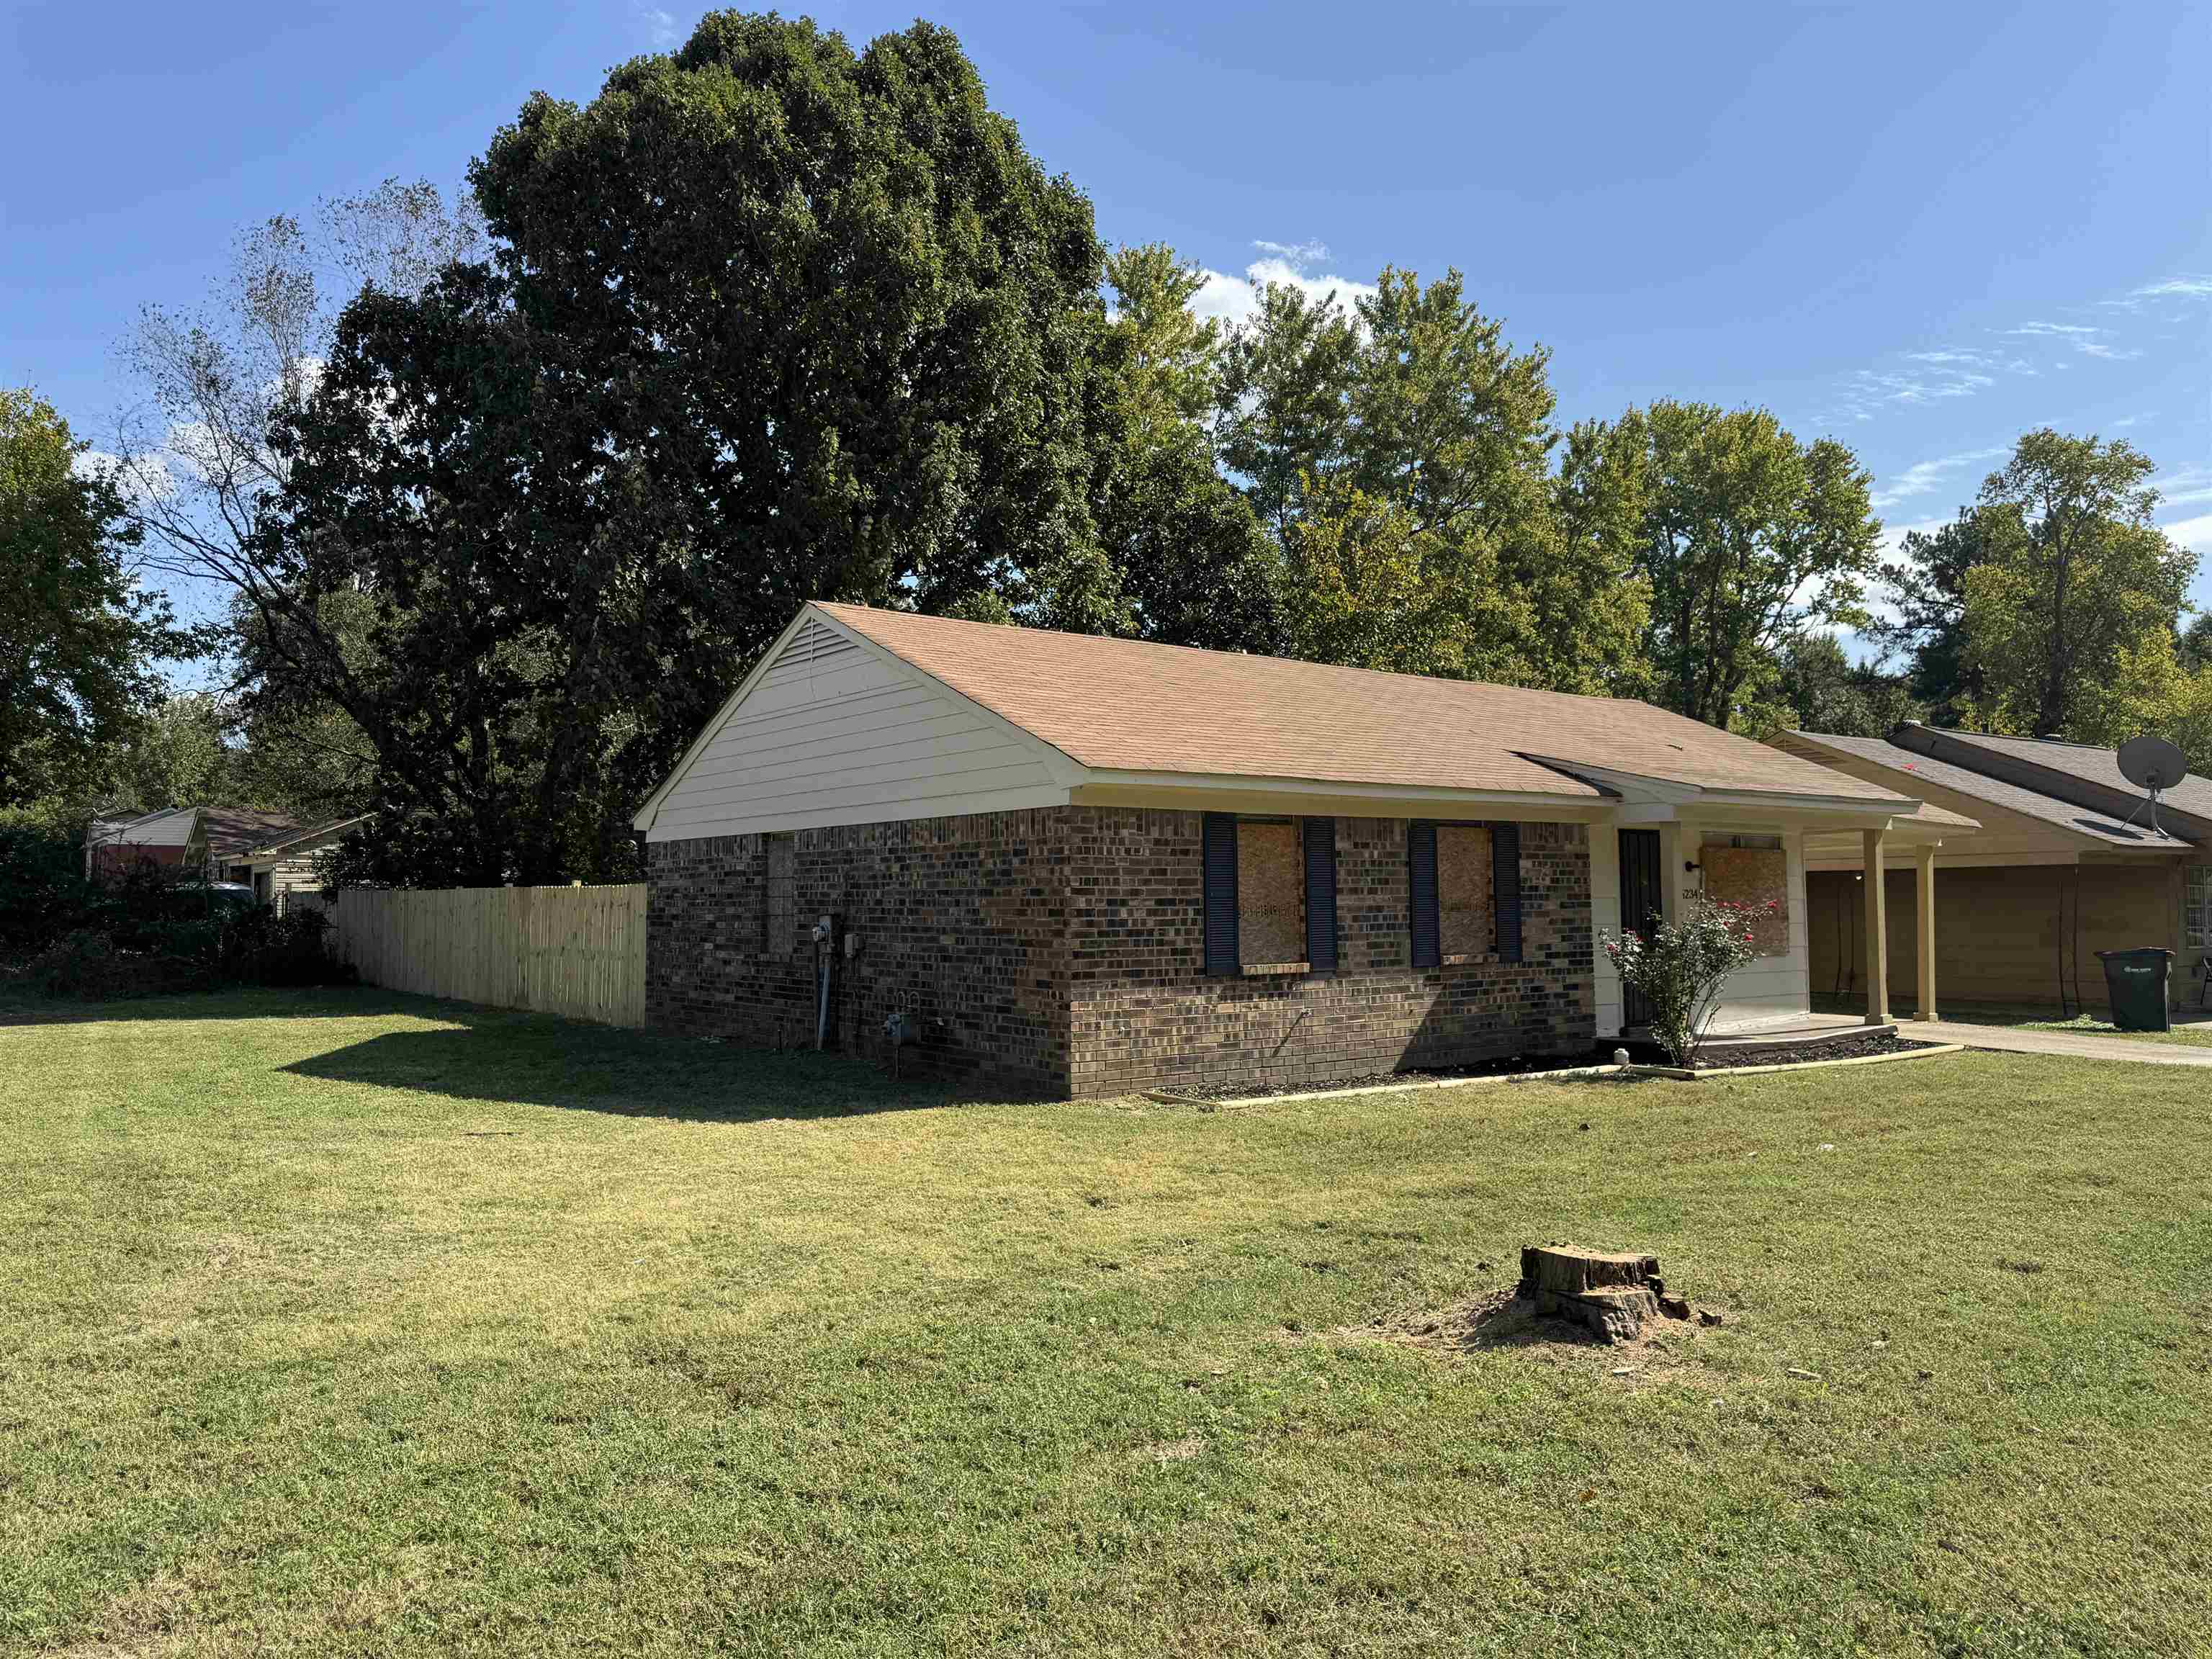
[647,805,1594,1098]
[647,811,1069,1095]
[1062,809,1593,1097]
[89,845,189,881]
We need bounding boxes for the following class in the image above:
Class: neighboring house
[199,807,305,886]
[86,807,204,880]
[633,603,1972,1097]
[236,816,364,914]
[1773,722,2203,1013]
[86,805,308,889]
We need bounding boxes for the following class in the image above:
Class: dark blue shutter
[1491,822,1522,963]
[1408,822,1439,968]
[1303,818,1337,973]
[1202,813,1238,974]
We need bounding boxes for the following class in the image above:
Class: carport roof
[1785,730,2190,851]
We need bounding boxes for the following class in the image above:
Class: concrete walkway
[1896,1019,2212,1068]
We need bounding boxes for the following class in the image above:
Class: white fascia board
[1691,791,1920,817]
[631,603,1091,833]
[1070,770,1609,820]
[641,781,1076,842]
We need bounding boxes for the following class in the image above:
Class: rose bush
[1601,895,1773,1066]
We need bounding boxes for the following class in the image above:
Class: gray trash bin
[2095,948,2172,1032]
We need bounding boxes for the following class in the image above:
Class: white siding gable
[644,615,1074,840]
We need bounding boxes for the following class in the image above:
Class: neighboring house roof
[88,806,199,848]
[809,603,1912,806]
[243,814,367,860]
[1902,727,2212,830]
[1782,729,2190,851]
[200,807,304,864]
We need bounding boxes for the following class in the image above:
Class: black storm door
[1618,828,1663,1028]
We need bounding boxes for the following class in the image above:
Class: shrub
[1601,895,1770,1066]
[217,906,356,988]
[24,928,211,1000]
[0,821,92,949]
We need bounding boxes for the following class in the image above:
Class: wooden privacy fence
[333,884,647,1027]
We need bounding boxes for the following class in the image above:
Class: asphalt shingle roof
[1784,730,2190,850]
[1917,728,2212,823]
[201,807,305,862]
[820,604,1915,806]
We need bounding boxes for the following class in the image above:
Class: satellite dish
[2119,735,2188,791]
[2118,734,2188,835]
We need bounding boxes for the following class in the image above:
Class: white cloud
[2005,320,2103,338]
[1874,516,1949,561]
[2077,340,2144,360]
[1829,365,1996,422]
[73,449,176,505]
[1251,239,1331,266]
[2162,513,2212,556]
[2129,275,2212,302]
[1869,446,2008,512]
[634,2,680,48]
[1191,242,1378,331]
[2158,466,2212,511]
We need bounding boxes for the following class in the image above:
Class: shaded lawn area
[4,990,2211,1656]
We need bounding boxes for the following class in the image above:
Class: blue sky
[5,1,2208,643]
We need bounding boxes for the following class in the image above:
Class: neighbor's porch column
[1913,844,1937,1022]
[1862,827,1890,1025]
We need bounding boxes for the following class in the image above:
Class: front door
[1618,829,1664,1029]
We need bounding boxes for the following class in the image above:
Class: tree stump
[1517,1245,1674,1343]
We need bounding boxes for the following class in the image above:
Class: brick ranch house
[633,604,1974,1097]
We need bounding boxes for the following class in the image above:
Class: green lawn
[4,990,2211,1656]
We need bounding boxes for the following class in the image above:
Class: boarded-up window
[1437,826,1493,959]
[764,833,796,957]
[1237,820,1304,968]
[1703,838,1788,958]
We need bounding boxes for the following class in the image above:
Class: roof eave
[1068,768,1609,813]
[1523,754,1911,814]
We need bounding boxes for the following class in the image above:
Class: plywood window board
[1704,842,1789,958]
[765,833,797,958]
[1438,825,1493,959]
[1237,820,1305,968]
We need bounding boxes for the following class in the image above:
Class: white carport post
[1913,844,1938,1022]
[1861,826,1890,1025]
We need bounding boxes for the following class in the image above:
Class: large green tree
[1223,267,1647,691]
[1763,632,1923,738]
[233,14,1146,881]
[0,389,189,806]
[1087,245,1278,650]
[1872,510,1986,724]
[1614,401,1880,728]
[1959,429,2195,737]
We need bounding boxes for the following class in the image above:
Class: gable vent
[784,617,860,667]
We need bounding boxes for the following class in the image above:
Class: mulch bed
[1168,1031,1943,1101]
[1177,1051,1606,1101]
[1689,1031,1939,1071]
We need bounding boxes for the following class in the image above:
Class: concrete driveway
[1897,1019,2212,1068]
